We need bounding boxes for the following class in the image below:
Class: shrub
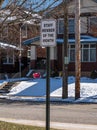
[90,70,97,79]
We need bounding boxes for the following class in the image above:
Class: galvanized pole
[62,0,68,99]
[46,47,50,130]
[75,0,81,99]
[42,14,51,130]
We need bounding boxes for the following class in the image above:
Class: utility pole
[19,23,25,78]
[75,0,81,99]
[19,25,22,78]
[62,0,68,99]
[0,48,1,79]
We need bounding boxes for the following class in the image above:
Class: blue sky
[32,0,62,11]
[2,0,8,7]
[2,0,62,11]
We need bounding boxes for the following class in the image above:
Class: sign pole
[40,19,56,130]
[46,47,50,130]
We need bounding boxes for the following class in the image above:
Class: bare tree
[0,0,4,7]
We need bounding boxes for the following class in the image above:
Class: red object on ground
[33,72,41,78]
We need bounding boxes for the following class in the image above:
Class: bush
[90,70,97,79]
[51,70,59,77]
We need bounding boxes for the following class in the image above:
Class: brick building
[0,6,40,78]
[23,0,97,77]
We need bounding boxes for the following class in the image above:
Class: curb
[0,118,97,130]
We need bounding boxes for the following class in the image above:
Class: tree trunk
[62,0,68,99]
[75,0,81,99]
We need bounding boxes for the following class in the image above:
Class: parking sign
[41,19,56,47]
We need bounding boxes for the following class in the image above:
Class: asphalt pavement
[0,98,97,130]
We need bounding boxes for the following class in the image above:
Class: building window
[69,44,96,62]
[2,50,14,64]
[90,49,96,61]
[69,45,75,62]
[83,49,89,61]
[89,17,97,34]
[58,19,64,34]
[2,26,8,37]
[21,24,27,38]
[68,19,75,33]
[81,44,96,62]
[58,18,75,34]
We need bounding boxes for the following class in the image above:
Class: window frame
[68,44,75,62]
[69,43,96,62]
[89,16,97,34]
[58,18,75,34]
[81,44,96,62]
[2,50,15,65]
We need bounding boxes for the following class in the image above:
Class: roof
[57,35,97,44]
[23,36,40,46]
[22,35,97,46]
[0,41,21,50]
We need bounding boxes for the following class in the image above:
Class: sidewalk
[0,117,97,130]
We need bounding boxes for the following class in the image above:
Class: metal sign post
[41,19,56,130]
[46,47,50,130]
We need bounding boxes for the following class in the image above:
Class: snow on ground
[0,76,97,103]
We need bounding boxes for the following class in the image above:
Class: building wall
[30,46,57,70]
[56,43,97,77]
[0,23,40,75]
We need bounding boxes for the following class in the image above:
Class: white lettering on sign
[41,19,56,47]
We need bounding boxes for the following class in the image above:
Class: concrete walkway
[0,118,97,130]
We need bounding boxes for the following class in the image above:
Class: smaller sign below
[41,19,56,47]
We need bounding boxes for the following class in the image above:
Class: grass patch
[0,121,57,130]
